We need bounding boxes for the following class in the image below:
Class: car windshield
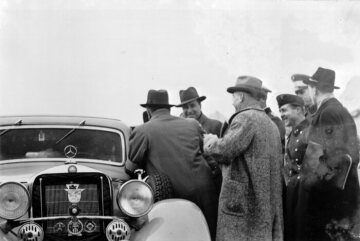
[0,127,124,162]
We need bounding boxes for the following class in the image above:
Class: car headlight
[117,180,153,217]
[0,182,30,220]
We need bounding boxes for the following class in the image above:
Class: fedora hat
[176,87,206,107]
[140,89,175,108]
[227,76,263,95]
[303,67,339,91]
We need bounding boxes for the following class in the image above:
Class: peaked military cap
[276,94,304,108]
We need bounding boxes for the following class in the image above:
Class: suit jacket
[305,97,360,240]
[126,109,214,197]
[207,106,284,241]
[198,113,222,137]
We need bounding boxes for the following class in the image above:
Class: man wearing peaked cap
[176,87,222,137]
[276,94,310,241]
[203,75,283,241]
[126,89,219,241]
[291,73,316,117]
[300,67,360,240]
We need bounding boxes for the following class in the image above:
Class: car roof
[0,115,130,131]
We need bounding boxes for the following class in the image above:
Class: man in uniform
[176,86,222,137]
[302,67,360,240]
[277,94,310,241]
[126,89,218,241]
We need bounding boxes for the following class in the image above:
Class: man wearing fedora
[276,94,310,241]
[203,76,283,241]
[177,86,223,197]
[125,89,218,241]
[176,87,222,137]
[301,67,360,240]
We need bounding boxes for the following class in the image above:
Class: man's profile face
[279,104,302,128]
[232,92,243,111]
[294,84,312,107]
[182,100,202,119]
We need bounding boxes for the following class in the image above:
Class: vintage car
[0,115,211,241]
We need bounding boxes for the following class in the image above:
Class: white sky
[1,0,360,126]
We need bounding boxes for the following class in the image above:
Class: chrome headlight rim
[0,181,30,220]
[117,179,154,218]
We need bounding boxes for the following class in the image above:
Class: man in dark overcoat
[204,76,283,241]
[277,94,310,241]
[302,67,360,240]
[176,86,223,200]
[125,89,218,241]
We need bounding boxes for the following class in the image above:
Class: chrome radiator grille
[45,184,99,216]
[32,172,112,239]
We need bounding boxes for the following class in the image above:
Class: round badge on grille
[54,222,66,233]
[106,219,130,241]
[18,223,44,241]
[68,219,84,236]
[84,220,96,233]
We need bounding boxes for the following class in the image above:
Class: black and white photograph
[1,1,360,241]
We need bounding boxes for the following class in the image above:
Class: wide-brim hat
[303,67,339,90]
[276,94,304,108]
[176,87,206,107]
[140,89,175,108]
[227,76,263,95]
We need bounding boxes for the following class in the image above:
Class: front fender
[131,199,211,241]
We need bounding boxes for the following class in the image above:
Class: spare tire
[146,172,174,202]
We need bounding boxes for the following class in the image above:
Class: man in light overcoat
[204,76,284,241]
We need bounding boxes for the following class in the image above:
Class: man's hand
[204,133,218,153]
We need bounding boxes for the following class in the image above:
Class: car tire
[146,172,174,202]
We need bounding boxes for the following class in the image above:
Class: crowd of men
[125,66,360,241]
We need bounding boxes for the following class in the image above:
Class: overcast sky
[1,0,360,126]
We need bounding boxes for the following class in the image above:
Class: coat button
[295,148,298,152]
[296,139,299,143]
[300,131,303,134]
[297,176,301,180]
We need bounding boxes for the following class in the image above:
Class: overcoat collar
[311,97,342,125]
[228,106,264,125]
[150,109,171,120]
[197,112,208,126]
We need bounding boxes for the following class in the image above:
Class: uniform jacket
[198,113,222,137]
[285,118,310,177]
[207,106,284,241]
[284,118,310,241]
[305,97,360,240]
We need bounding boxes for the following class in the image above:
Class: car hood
[0,158,130,183]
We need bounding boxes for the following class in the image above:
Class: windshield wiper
[55,120,86,145]
[0,119,23,137]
